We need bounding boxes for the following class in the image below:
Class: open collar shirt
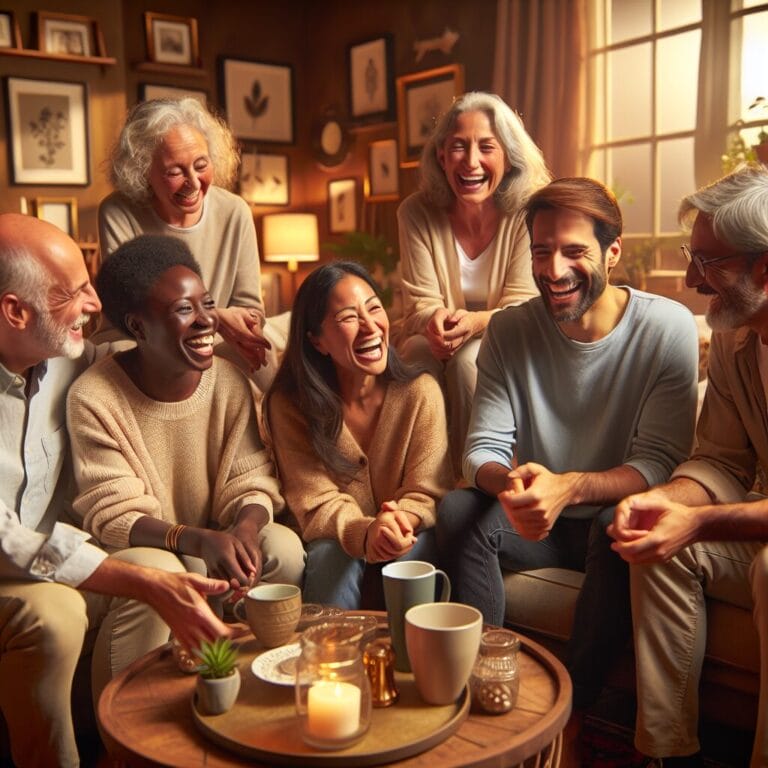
[0,353,106,587]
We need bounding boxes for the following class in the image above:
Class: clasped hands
[216,305,272,371]
[364,501,418,563]
[425,308,478,361]
[498,463,577,541]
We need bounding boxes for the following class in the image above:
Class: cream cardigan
[266,374,452,559]
[396,192,538,338]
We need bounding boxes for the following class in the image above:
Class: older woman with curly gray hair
[98,98,273,383]
[397,91,550,474]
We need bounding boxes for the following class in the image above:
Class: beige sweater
[67,356,283,548]
[396,192,538,337]
[266,374,452,559]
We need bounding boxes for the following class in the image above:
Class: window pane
[611,144,652,235]
[658,138,695,234]
[738,11,768,120]
[611,0,651,42]
[592,52,607,144]
[610,44,652,138]
[588,148,607,182]
[659,0,701,31]
[657,30,701,133]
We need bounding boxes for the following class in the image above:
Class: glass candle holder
[469,629,521,715]
[295,621,372,750]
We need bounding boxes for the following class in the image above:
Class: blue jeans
[303,529,439,610]
[436,487,631,708]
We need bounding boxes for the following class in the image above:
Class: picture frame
[34,196,79,239]
[139,83,207,106]
[367,139,400,201]
[328,178,357,234]
[396,64,465,168]
[144,12,199,66]
[0,10,22,50]
[239,151,290,206]
[4,77,90,186]
[347,34,395,124]
[219,57,294,144]
[35,12,105,58]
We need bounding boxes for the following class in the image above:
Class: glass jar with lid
[469,629,520,714]
[295,621,372,749]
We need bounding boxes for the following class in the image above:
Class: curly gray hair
[108,98,239,203]
[679,164,768,253]
[419,91,550,213]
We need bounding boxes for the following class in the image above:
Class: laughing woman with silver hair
[397,91,550,474]
[97,98,275,388]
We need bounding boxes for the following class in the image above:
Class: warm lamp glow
[262,213,320,273]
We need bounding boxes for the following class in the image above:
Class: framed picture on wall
[219,57,294,143]
[4,76,90,185]
[35,11,105,57]
[0,10,22,50]
[347,34,395,124]
[328,178,357,233]
[367,139,399,201]
[396,64,464,168]
[144,12,199,66]
[239,151,290,206]
[34,196,79,239]
[139,83,208,106]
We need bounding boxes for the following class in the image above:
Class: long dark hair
[267,261,417,477]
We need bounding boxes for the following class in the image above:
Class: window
[586,0,768,278]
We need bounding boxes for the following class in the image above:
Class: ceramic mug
[382,560,451,672]
[234,583,302,648]
[405,602,483,705]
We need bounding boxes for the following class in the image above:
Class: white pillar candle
[307,681,361,740]
[19,197,27,215]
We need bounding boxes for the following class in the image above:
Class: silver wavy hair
[679,165,768,253]
[419,91,551,213]
[108,98,239,203]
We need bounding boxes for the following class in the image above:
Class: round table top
[98,616,572,768]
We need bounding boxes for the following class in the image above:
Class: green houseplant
[194,637,241,715]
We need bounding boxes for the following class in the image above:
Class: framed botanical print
[347,34,395,124]
[144,12,199,66]
[328,178,357,234]
[239,152,290,206]
[367,139,399,201]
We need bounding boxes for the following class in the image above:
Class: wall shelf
[132,61,207,79]
[0,48,116,66]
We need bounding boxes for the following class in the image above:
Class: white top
[456,238,493,312]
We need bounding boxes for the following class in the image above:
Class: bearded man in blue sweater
[437,177,698,712]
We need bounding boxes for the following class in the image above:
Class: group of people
[2,88,768,768]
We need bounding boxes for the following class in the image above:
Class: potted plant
[194,637,241,715]
[748,96,768,164]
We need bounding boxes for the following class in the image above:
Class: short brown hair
[524,177,623,252]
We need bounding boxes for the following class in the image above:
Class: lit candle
[307,681,361,740]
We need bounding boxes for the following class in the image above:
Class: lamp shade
[262,213,319,272]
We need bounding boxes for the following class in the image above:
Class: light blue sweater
[463,289,699,518]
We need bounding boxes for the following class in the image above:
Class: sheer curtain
[493,0,588,178]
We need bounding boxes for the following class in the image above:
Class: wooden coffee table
[99,618,571,768]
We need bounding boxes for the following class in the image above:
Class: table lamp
[262,213,320,300]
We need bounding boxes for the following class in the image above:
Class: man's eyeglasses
[680,244,737,277]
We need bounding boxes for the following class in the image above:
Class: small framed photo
[36,12,105,58]
[328,178,357,234]
[239,151,290,206]
[367,139,399,201]
[219,57,294,143]
[347,34,395,124]
[34,197,79,239]
[0,10,22,50]
[144,12,199,66]
[396,64,465,168]
[4,76,90,186]
[139,83,207,106]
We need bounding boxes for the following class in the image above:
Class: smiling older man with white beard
[610,165,768,768]
[436,177,699,736]
[0,214,232,768]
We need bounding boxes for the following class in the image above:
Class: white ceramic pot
[195,668,241,715]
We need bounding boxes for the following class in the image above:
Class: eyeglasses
[680,244,738,277]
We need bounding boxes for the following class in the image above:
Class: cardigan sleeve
[225,194,265,316]
[267,392,373,558]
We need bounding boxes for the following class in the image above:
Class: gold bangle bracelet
[165,524,186,553]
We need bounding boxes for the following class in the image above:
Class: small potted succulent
[748,97,768,164]
[194,637,241,715]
